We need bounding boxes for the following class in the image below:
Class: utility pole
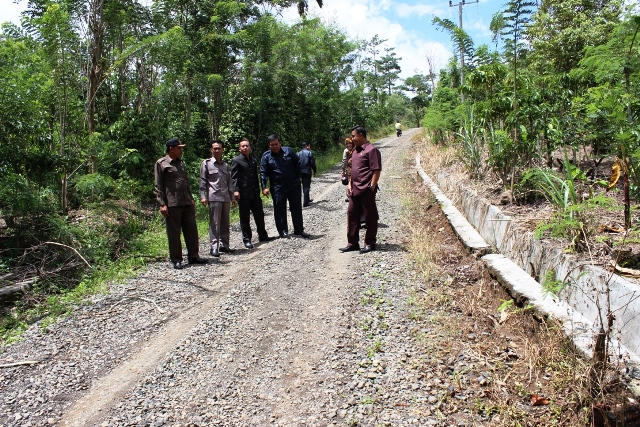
[449,0,478,102]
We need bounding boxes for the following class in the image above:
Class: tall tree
[493,0,537,111]
[377,46,401,96]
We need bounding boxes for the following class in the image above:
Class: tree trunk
[87,0,105,173]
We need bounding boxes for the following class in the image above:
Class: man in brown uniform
[339,126,381,254]
[155,138,208,269]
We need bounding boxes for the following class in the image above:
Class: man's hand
[262,188,270,197]
[159,205,169,218]
[201,197,208,206]
[234,191,240,201]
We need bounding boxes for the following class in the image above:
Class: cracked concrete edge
[415,155,640,396]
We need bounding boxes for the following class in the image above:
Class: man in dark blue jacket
[260,134,311,239]
[297,142,317,207]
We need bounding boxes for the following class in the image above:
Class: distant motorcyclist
[395,121,402,137]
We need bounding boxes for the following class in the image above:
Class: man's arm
[230,157,241,200]
[199,159,209,206]
[154,160,169,218]
[370,170,381,188]
[260,154,270,197]
[292,148,301,181]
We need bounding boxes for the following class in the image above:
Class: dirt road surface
[1,130,489,427]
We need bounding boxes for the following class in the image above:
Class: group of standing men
[154,126,381,269]
[154,134,316,269]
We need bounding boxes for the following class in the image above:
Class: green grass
[315,143,345,174]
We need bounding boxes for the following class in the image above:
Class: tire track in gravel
[58,151,366,426]
[58,248,286,427]
[268,131,416,425]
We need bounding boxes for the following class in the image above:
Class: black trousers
[272,185,304,235]
[165,205,199,262]
[238,197,268,242]
[301,173,312,205]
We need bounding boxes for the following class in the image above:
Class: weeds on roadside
[456,106,486,180]
[367,339,384,358]
[533,195,616,251]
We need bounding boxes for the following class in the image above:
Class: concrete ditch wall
[415,156,640,370]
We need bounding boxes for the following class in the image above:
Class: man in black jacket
[298,142,317,207]
[260,134,311,239]
[230,138,274,249]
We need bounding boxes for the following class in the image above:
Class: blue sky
[2,0,507,80]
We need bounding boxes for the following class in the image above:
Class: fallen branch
[43,241,92,269]
[610,260,640,278]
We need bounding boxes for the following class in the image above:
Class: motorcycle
[396,128,402,137]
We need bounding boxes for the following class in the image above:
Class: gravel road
[0,130,462,427]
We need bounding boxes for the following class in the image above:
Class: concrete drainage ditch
[415,154,640,395]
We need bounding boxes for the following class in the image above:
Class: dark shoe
[210,248,220,257]
[258,236,276,242]
[189,257,208,264]
[173,261,183,270]
[360,245,376,254]
[279,232,290,239]
[219,247,235,253]
[303,204,309,207]
[244,241,254,249]
[339,245,360,252]
[294,231,311,239]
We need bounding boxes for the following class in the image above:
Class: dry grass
[397,131,639,426]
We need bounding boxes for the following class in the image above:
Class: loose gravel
[0,130,484,427]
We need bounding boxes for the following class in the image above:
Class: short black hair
[239,137,250,144]
[211,139,224,148]
[267,134,281,143]
[351,125,367,138]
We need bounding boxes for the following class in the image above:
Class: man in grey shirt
[200,139,237,257]
[155,138,208,269]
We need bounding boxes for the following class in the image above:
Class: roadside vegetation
[422,2,640,423]
[404,134,639,426]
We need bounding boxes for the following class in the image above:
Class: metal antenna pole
[449,0,478,102]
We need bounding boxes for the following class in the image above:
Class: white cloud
[281,0,455,80]
[395,3,443,18]
[1,0,26,26]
